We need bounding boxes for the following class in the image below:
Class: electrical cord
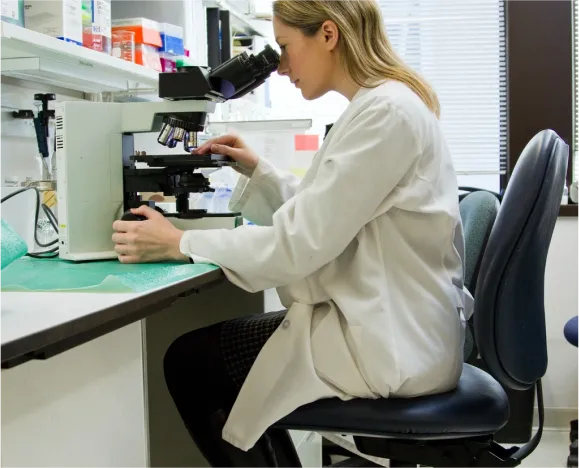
[41,202,59,233]
[26,247,59,259]
[1,186,59,258]
[38,204,60,258]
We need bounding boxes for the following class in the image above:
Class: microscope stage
[130,153,237,169]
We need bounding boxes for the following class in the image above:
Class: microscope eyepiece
[156,45,280,148]
[251,44,281,77]
[208,44,280,99]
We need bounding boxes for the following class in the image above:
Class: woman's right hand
[193,134,260,175]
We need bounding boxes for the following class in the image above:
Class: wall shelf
[559,204,578,217]
[1,22,159,94]
[203,0,271,38]
[207,119,313,133]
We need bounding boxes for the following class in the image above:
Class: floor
[327,428,574,467]
[519,429,572,468]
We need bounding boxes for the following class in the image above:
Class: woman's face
[273,17,339,100]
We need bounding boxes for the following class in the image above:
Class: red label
[294,134,319,151]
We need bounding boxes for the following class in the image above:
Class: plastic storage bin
[112,17,162,48]
[112,29,135,62]
[159,22,184,55]
[160,52,176,72]
[135,43,161,71]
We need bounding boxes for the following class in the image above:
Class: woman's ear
[320,20,339,51]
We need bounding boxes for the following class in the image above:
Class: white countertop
[1,292,139,347]
[1,267,224,367]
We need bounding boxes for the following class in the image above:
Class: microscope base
[169,214,243,231]
[60,214,243,262]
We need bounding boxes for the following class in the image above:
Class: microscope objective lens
[157,123,173,145]
[183,131,198,151]
[173,127,185,142]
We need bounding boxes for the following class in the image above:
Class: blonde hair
[272,0,440,118]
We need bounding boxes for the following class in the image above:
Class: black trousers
[163,311,302,467]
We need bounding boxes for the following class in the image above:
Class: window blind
[378,1,507,177]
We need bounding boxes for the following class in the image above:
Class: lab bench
[1,261,265,466]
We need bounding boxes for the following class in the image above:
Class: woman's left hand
[112,206,188,264]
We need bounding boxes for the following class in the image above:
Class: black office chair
[459,191,501,362]
[564,316,578,468]
[459,191,501,296]
[459,186,503,203]
[274,129,569,467]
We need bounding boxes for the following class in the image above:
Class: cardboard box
[24,0,82,45]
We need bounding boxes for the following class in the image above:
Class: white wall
[1,78,85,184]
[543,218,578,417]
[0,78,86,250]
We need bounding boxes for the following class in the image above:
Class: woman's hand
[112,206,188,264]
[193,134,260,175]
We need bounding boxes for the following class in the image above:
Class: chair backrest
[459,186,503,203]
[459,191,501,362]
[474,129,568,391]
[459,191,501,295]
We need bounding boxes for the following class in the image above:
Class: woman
[112,0,473,466]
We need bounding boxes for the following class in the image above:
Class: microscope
[55,46,279,261]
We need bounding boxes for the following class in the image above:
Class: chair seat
[274,364,509,440]
[564,316,578,347]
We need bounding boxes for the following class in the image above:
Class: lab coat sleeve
[228,156,302,226]
[180,103,420,292]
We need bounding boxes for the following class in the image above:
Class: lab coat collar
[352,79,388,102]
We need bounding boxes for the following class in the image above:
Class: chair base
[349,436,521,467]
[568,439,578,468]
[388,462,420,468]
[331,455,383,467]
[571,419,578,443]
[323,440,359,465]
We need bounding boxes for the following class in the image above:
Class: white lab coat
[180,80,474,451]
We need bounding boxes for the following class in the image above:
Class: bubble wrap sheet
[1,219,28,270]
[1,257,219,293]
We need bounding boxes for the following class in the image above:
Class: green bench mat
[1,257,219,293]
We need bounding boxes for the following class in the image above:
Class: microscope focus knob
[120,210,147,222]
